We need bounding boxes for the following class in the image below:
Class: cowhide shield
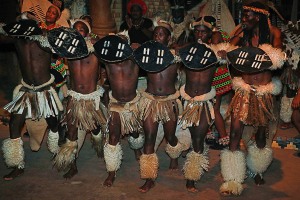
[227,46,272,73]
[47,27,88,59]
[3,20,42,36]
[179,43,217,70]
[133,40,174,72]
[93,35,133,63]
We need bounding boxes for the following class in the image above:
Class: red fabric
[127,0,147,15]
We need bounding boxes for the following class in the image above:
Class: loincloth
[4,75,63,120]
[139,91,182,124]
[212,65,232,96]
[179,85,216,129]
[109,92,142,135]
[226,77,282,126]
[66,87,107,131]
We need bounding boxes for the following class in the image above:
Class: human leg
[3,113,26,180]
[138,118,158,193]
[53,102,79,179]
[246,126,272,185]
[90,125,104,158]
[103,111,122,187]
[45,116,60,154]
[183,112,210,193]
[220,116,246,196]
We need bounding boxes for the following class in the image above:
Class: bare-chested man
[219,2,285,196]
[52,19,107,179]
[0,18,62,180]
[94,32,144,187]
[137,19,188,193]
[178,16,220,193]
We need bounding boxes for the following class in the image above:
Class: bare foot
[134,149,142,161]
[138,179,155,193]
[169,158,178,170]
[220,190,233,196]
[3,168,24,181]
[103,171,115,187]
[254,174,265,185]
[63,163,78,179]
[186,180,198,193]
[280,122,293,130]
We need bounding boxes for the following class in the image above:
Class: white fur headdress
[116,30,130,45]
[69,19,91,33]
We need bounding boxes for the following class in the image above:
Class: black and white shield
[93,35,133,63]
[179,43,217,70]
[227,46,272,73]
[133,40,174,72]
[3,20,42,36]
[47,27,88,59]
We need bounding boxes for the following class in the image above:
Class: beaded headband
[243,5,270,17]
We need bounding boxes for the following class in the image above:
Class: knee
[109,134,119,145]
[292,110,300,123]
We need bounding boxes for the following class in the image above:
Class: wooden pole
[89,0,117,38]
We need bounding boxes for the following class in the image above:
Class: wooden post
[89,0,117,38]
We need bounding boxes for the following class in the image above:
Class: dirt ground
[0,121,300,200]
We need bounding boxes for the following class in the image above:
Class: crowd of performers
[0,0,300,196]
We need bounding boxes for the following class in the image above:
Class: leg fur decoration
[220,149,246,196]
[175,126,192,151]
[183,151,209,181]
[128,134,145,150]
[90,131,104,158]
[280,96,293,123]
[104,143,123,172]
[165,142,183,159]
[246,143,273,178]
[140,153,159,179]
[2,138,25,169]
[47,130,59,154]
[53,139,77,171]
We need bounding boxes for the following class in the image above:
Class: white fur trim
[116,30,130,44]
[70,19,91,33]
[180,85,216,101]
[220,149,246,195]
[183,151,209,181]
[175,126,192,151]
[280,96,293,123]
[30,35,51,48]
[47,130,59,154]
[2,138,25,169]
[232,77,282,95]
[128,134,145,150]
[259,44,286,70]
[210,43,238,64]
[246,143,273,176]
[104,143,123,172]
